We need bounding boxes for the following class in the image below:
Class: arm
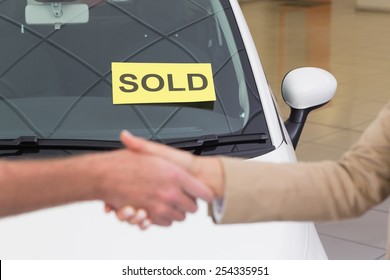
[116,102,390,225]
[0,155,98,217]
[0,148,213,225]
[218,102,390,223]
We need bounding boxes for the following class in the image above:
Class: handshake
[103,130,225,230]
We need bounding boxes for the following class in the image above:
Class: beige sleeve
[217,102,390,224]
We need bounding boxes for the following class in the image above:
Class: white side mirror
[282,67,337,149]
[282,67,337,109]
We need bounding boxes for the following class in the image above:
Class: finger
[167,208,186,222]
[116,206,136,221]
[152,218,173,227]
[120,130,194,170]
[127,208,148,224]
[149,205,185,226]
[104,203,114,213]
[177,170,214,203]
[174,192,198,213]
[120,130,144,152]
[139,218,152,230]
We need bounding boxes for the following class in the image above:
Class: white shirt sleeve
[212,198,225,223]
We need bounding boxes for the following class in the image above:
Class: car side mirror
[282,67,337,149]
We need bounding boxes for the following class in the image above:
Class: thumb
[120,130,195,171]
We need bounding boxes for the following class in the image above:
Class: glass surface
[0,0,271,156]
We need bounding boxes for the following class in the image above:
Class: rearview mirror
[25,0,89,30]
[282,67,337,149]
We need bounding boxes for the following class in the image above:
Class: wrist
[77,153,108,201]
[194,156,225,198]
[211,157,225,198]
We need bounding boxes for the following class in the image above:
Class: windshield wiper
[166,133,269,154]
[0,136,122,151]
[0,133,269,156]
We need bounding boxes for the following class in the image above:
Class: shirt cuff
[212,198,225,223]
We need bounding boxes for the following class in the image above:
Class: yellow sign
[112,62,216,105]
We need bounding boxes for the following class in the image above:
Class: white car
[0,0,336,259]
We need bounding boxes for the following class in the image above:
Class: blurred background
[238,0,390,259]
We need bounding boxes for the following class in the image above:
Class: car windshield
[0,0,272,156]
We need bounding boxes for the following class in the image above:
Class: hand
[120,130,225,198]
[106,131,225,229]
[94,146,214,226]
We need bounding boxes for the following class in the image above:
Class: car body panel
[0,0,327,259]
